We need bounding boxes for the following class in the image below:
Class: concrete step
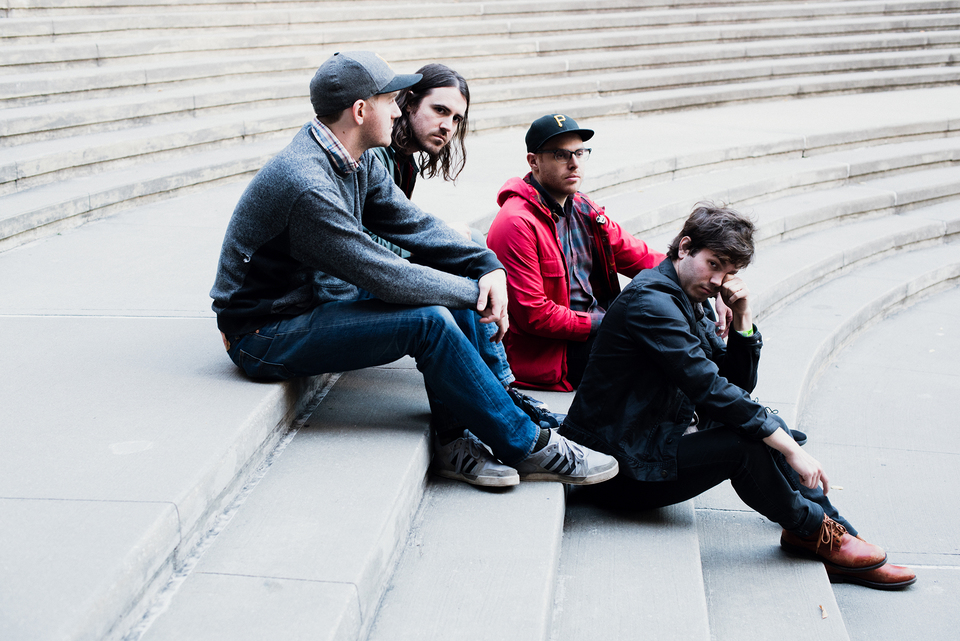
[694,509,851,641]
[5,16,958,102]
[0,181,333,641]
[7,20,960,77]
[0,135,280,251]
[471,65,960,131]
[136,362,433,641]
[5,29,958,143]
[6,1,957,42]
[469,48,960,105]
[0,103,300,194]
[753,240,960,426]
[603,136,960,241]
[799,286,960,639]
[554,500,712,641]
[6,85,960,251]
[367,480,565,641]
[8,65,957,199]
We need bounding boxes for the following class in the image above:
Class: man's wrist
[732,311,753,334]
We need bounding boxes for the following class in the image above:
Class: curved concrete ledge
[755,242,960,427]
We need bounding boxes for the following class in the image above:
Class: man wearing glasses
[487,114,664,391]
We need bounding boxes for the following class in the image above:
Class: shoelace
[452,434,490,470]
[816,517,848,553]
[548,434,585,474]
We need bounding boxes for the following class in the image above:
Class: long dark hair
[392,63,470,182]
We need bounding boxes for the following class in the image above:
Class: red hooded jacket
[488,175,664,391]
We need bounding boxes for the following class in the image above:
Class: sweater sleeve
[286,159,501,310]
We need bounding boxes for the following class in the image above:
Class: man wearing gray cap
[210,53,619,488]
[488,114,664,392]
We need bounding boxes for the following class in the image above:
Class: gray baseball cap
[310,51,422,117]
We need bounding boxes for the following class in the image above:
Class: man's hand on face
[477,269,509,342]
[719,273,750,312]
[720,273,753,333]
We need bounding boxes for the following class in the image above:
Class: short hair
[666,203,756,269]
[392,63,470,182]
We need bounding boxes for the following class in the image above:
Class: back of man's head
[666,203,756,268]
[310,51,421,119]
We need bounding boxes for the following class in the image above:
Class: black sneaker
[507,387,562,429]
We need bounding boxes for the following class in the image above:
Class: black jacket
[560,258,780,482]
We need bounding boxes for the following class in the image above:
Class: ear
[677,236,692,258]
[526,152,539,173]
[350,99,366,126]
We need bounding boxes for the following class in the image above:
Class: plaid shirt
[309,118,360,174]
[528,177,600,315]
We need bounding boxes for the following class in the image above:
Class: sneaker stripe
[545,453,564,471]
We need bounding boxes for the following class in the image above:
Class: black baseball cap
[525,114,595,153]
[310,51,422,117]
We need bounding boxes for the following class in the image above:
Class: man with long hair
[365,64,570,483]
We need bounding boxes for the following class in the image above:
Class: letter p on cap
[553,114,566,127]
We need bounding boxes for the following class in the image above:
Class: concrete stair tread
[0,136,282,243]
[0,76,308,140]
[367,479,565,641]
[471,66,960,130]
[753,241,960,425]
[603,137,960,240]
[0,104,301,189]
[555,499,712,641]
[471,47,960,98]
[696,510,851,641]
[0,178,332,640]
[9,27,960,77]
[139,363,432,641]
[750,198,960,311]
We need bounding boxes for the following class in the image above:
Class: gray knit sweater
[211,124,501,335]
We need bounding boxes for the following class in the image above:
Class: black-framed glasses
[537,148,592,162]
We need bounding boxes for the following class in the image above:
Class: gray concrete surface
[3,86,960,641]
[802,283,960,640]
[368,480,565,641]
[697,510,850,641]
[555,501,711,641]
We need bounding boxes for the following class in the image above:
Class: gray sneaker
[515,430,619,485]
[433,431,520,487]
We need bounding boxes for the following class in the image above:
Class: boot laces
[816,517,847,553]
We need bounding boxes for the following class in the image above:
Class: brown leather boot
[780,515,887,571]
[826,563,917,590]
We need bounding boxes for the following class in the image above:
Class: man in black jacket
[560,203,915,590]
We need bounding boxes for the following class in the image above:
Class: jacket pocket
[540,258,564,278]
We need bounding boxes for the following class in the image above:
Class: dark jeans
[573,425,843,538]
[226,297,538,465]
[565,334,597,389]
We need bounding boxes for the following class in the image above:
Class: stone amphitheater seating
[1,1,958,640]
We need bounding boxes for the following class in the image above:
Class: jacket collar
[657,258,704,321]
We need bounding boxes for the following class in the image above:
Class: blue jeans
[225,297,538,465]
[477,315,513,387]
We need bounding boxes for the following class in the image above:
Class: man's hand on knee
[477,268,508,321]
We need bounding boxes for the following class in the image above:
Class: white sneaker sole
[519,460,619,485]
[434,468,520,487]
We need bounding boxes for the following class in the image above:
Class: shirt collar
[526,174,572,220]
[310,118,360,174]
